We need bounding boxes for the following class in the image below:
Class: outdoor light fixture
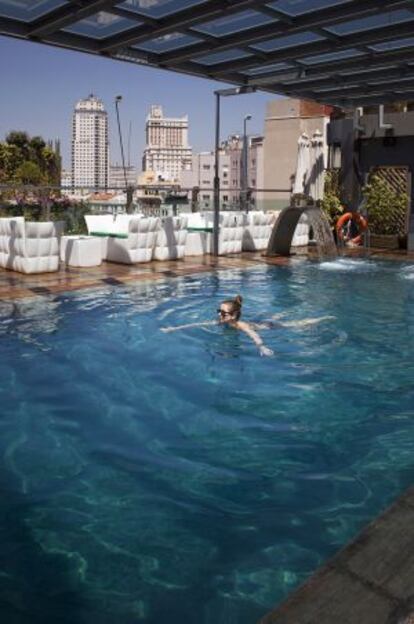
[212,86,257,255]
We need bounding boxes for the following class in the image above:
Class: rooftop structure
[1,1,414,107]
[143,105,192,183]
[72,94,109,190]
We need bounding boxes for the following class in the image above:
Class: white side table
[60,235,102,267]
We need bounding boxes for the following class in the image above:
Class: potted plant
[362,174,409,249]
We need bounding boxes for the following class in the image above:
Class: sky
[0,36,279,171]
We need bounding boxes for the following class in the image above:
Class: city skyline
[0,36,273,171]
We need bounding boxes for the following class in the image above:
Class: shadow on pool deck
[259,486,414,624]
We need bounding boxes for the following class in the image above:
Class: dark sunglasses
[217,309,232,316]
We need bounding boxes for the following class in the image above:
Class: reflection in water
[0,261,413,622]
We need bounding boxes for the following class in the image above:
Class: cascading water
[266,205,337,258]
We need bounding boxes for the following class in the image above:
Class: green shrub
[363,174,408,236]
[320,170,343,225]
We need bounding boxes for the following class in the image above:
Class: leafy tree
[14,161,44,185]
[1,130,61,187]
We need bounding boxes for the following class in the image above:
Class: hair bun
[234,295,243,305]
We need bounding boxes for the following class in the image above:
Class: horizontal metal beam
[0,15,28,37]
[279,65,414,93]
[100,0,269,53]
[29,0,119,38]
[204,16,414,75]
[159,0,412,66]
[247,46,414,86]
[327,89,414,107]
[303,75,414,100]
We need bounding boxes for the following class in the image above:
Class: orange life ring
[336,212,368,245]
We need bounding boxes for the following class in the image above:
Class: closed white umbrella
[292,133,310,195]
[308,130,325,201]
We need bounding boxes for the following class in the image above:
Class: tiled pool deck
[2,247,414,623]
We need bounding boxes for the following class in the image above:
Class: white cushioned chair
[84,213,144,259]
[154,216,188,261]
[242,211,277,251]
[183,213,211,256]
[205,212,245,255]
[183,212,245,256]
[0,217,63,274]
[291,214,310,247]
[106,217,160,264]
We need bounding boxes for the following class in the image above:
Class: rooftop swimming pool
[1,257,414,623]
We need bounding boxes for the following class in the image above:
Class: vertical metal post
[242,114,251,213]
[213,92,220,257]
[115,96,132,212]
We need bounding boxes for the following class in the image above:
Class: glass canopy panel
[369,36,414,52]
[134,32,202,53]
[193,10,276,37]
[64,12,139,39]
[326,9,414,36]
[117,0,209,19]
[300,48,364,65]
[0,0,67,21]
[195,48,252,66]
[253,31,324,53]
[242,62,293,75]
[267,0,351,17]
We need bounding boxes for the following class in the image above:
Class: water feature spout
[265,205,337,258]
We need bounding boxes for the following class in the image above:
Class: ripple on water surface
[0,260,414,623]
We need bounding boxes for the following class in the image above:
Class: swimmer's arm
[161,320,217,333]
[236,321,274,357]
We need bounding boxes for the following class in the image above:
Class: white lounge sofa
[242,211,277,251]
[154,216,188,261]
[183,212,245,256]
[291,214,309,247]
[184,213,211,256]
[106,217,160,264]
[84,213,144,259]
[208,212,245,255]
[0,217,63,274]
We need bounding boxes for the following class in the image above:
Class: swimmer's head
[217,295,242,323]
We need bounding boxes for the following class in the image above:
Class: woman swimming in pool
[161,294,274,357]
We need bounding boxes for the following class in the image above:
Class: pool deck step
[259,486,414,624]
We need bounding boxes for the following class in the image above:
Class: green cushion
[90,231,128,239]
[187,227,213,233]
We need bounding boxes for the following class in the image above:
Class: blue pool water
[1,258,414,623]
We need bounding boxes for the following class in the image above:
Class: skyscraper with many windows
[142,105,192,182]
[72,94,109,190]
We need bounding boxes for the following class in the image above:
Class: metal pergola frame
[1,0,414,108]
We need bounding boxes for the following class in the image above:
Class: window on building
[202,164,210,170]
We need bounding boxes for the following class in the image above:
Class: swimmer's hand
[259,345,274,357]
